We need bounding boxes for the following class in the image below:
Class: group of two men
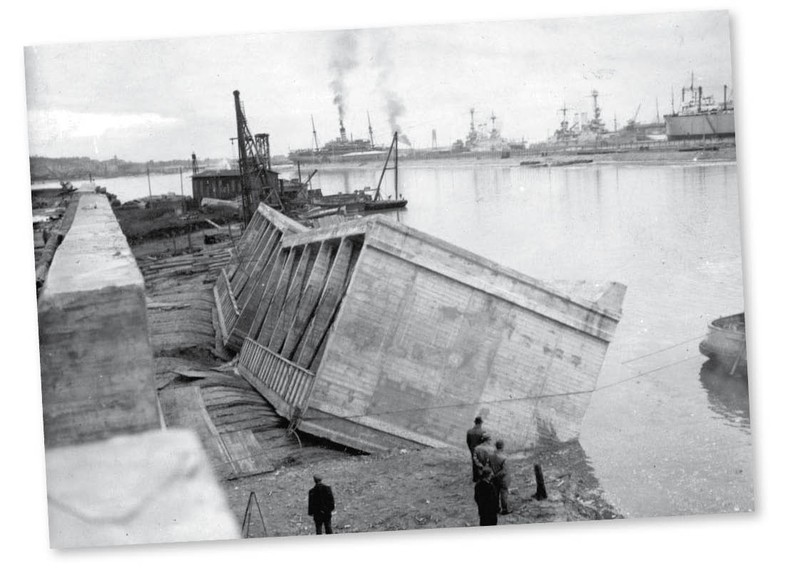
[467,416,511,526]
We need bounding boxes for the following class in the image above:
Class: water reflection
[698,360,750,428]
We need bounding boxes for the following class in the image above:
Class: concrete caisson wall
[301,219,624,451]
[228,205,626,453]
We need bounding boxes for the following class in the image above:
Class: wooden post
[180,167,193,252]
[533,464,547,500]
[394,132,399,201]
[146,162,153,203]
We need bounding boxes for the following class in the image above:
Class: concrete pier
[37,187,239,548]
[38,190,160,447]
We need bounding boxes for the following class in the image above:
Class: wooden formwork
[213,204,306,351]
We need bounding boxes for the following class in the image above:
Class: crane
[232,90,281,224]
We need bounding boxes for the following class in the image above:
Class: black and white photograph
[5,1,786,566]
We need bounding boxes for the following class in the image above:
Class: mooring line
[298,353,707,423]
[621,334,706,365]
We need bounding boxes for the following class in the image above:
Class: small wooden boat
[364,198,407,211]
[699,312,747,376]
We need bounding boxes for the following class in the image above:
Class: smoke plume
[374,32,411,146]
[329,31,360,122]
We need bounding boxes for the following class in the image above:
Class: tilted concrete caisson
[215,203,626,453]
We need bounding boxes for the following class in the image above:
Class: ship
[664,75,735,141]
[288,113,387,164]
[451,109,514,155]
[547,91,610,145]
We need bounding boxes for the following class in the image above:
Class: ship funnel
[339,119,347,142]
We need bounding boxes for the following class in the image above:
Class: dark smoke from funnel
[329,31,360,123]
[374,31,411,146]
[384,95,411,146]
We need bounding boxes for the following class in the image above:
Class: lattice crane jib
[233,91,283,224]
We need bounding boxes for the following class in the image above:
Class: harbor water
[70,158,753,518]
[314,159,752,519]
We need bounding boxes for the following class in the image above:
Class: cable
[285,353,707,423]
[621,334,706,365]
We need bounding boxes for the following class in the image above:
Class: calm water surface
[312,160,752,519]
[80,160,753,518]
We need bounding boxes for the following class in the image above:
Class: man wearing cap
[474,467,499,526]
[489,439,511,515]
[466,416,487,481]
[308,475,335,534]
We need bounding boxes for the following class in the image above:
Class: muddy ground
[224,440,621,538]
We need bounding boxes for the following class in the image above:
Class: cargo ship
[288,114,386,164]
[664,76,735,141]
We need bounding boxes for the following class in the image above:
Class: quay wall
[38,191,161,447]
[37,188,239,547]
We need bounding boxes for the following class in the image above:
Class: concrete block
[38,192,160,447]
[46,429,240,548]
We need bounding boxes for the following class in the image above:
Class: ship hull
[665,111,735,141]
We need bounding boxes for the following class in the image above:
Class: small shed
[192,168,280,205]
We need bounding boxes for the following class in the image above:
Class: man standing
[466,416,487,481]
[489,439,511,515]
[474,467,499,526]
[308,475,335,534]
[473,433,495,480]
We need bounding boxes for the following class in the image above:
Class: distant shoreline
[282,146,737,172]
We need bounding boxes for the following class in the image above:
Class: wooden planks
[256,248,301,348]
[158,386,274,478]
[158,387,235,478]
[293,237,355,368]
[279,242,334,360]
[267,244,316,354]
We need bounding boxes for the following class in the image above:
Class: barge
[699,312,747,376]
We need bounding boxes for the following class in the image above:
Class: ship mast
[559,103,569,131]
[311,115,320,151]
[367,111,375,146]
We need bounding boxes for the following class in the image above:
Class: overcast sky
[24,10,733,161]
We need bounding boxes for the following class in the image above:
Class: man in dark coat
[489,439,511,514]
[473,433,495,480]
[466,416,487,481]
[308,475,335,534]
[474,467,499,526]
